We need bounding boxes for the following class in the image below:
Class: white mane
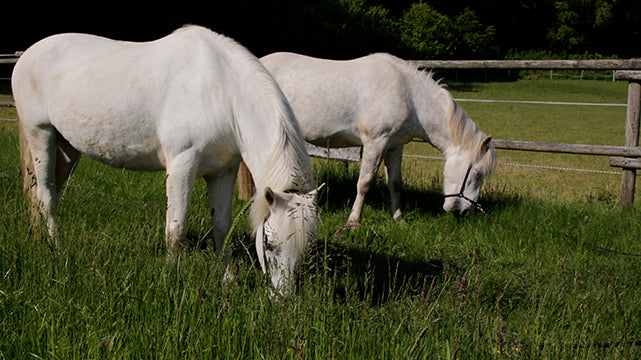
[444,98,497,177]
[174,26,314,233]
[381,53,497,178]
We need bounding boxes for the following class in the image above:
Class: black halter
[444,163,484,212]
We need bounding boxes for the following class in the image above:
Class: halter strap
[261,222,272,281]
[444,163,484,212]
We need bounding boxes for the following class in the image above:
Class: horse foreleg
[164,153,197,250]
[384,145,404,221]
[348,138,387,224]
[204,165,238,281]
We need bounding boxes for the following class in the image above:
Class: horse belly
[46,71,169,170]
[53,108,166,171]
[70,129,164,170]
[306,132,362,148]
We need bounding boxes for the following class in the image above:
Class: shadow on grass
[180,160,526,304]
[315,159,524,221]
[307,240,444,305]
[315,160,445,219]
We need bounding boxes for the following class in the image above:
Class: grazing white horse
[261,52,497,223]
[13,26,320,295]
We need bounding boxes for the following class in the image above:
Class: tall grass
[2,79,641,359]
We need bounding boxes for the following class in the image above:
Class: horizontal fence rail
[0,52,22,64]
[303,60,641,209]
[3,54,641,207]
[491,139,641,157]
[410,59,641,70]
[454,98,626,107]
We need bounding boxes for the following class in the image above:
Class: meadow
[1,79,641,359]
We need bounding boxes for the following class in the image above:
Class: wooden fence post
[237,161,255,200]
[618,74,641,210]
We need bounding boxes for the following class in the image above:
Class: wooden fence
[3,54,641,207]
[299,60,641,209]
[410,60,641,209]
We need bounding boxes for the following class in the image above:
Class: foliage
[3,0,640,59]
[454,8,497,58]
[399,3,455,59]
[547,0,616,53]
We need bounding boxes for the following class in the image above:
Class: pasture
[1,79,641,359]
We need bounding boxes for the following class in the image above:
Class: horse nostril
[457,208,470,218]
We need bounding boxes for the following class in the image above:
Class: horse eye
[265,240,275,252]
[263,222,278,252]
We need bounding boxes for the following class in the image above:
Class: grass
[1,79,641,359]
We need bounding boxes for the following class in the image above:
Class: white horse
[13,26,320,296]
[261,52,497,223]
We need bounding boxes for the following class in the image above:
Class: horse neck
[414,87,482,160]
[234,89,313,194]
[236,95,314,232]
[413,83,456,154]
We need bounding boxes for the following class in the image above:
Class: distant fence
[3,54,641,207]
[305,60,641,209]
[0,52,22,64]
[410,59,641,82]
[410,60,641,209]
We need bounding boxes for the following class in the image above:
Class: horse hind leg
[204,164,239,281]
[54,135,81,196]
[384,145,404,221]
[19,121,38,211]
[20,123,61,237]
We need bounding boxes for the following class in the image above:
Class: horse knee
[357,179,371,195]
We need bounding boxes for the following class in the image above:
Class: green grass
[2,79,641,359]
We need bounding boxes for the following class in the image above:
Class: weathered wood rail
[3,53,641,207]
[305,60,641,209]
[0,52,22,64]
[410,59,641,70]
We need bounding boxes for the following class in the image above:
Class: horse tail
[18,118,39,214]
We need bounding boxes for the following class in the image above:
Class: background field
[1,79,640,359]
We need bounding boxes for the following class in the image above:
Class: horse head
[255,185,323,297]
[443,136,495,216]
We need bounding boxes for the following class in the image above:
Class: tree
[454,7,497,58]
[399,4,495,59]
[400,3,457,58]
[547,0,616,54]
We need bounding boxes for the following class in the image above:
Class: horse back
[262,52,417,147]
[12,28,239,171]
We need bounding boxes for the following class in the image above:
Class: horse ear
[481,136,493,153]
[264,187,294,208]
[308,183,326,198]
[265,187,276,206]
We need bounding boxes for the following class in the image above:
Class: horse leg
[204,164,239,281]
[347,138,388,224]
[384,145,404,221]
[23,125,59,236]
[54,136,81,196]
[164,152,198,250]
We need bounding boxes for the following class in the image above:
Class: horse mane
[173,26,314,233]
[237,51,314,233]
[377,53,497,178]
[443,94,497,178]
